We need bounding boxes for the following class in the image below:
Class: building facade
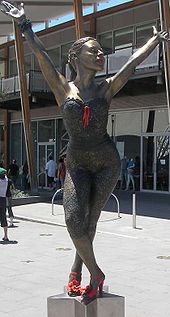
[0,0,170,192]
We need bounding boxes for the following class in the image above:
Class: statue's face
[78,40,105,71]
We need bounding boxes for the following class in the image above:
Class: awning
[0,0,108,40]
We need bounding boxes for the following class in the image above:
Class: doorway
[141,133,170,192]
[37,142,55,188]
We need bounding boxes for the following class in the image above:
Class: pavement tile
[1,192,170,316]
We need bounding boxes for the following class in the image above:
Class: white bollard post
[132,193,136,229]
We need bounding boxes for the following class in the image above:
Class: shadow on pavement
[104,190,170,220]
[0,240,18,245]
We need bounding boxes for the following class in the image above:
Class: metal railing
[0,70,50,96]
[51,189,121,218]
[0,45,161,96]
[65,46,160,80]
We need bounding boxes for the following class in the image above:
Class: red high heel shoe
[67,272,82,297]
[81,274,105,304]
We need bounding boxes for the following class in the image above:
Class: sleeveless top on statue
[60,97,112,150]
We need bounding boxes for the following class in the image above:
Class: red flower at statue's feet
[67,272,82,297]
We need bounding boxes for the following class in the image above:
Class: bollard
[132,193,136,229]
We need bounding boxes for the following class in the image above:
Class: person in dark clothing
[57,157,66,189]
[0,167,9,241]
[8,159,19,186]
[0,161,4,168]
[6,177,15,227]
[22,160,30,190]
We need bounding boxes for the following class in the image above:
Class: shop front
[141,133,169,192]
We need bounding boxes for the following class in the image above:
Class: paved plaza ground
[0,191,170,317]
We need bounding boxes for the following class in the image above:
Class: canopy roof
[0,0,109,40]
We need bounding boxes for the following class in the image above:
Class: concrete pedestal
[47,292,125,317]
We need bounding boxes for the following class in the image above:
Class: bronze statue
[1,1,169,304]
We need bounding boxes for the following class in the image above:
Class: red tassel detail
[83,105,90,128]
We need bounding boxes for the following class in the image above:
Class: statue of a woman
[1,1,169,304]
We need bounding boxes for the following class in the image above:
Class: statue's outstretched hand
[152,26,170,42]
[1,1,25,21]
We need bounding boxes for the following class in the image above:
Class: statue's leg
[64,162,120,271]
[63,167,103,274]
[74,164,120,303]
[87,162,120,246]
[63,168,91,293]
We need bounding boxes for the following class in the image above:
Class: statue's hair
[68,37,97,80]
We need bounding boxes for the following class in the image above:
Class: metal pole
[51,188,63,215]
[111,193,120,218]
[132,193,136,228]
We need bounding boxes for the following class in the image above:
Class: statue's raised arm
[1,1,70,107]
[104,26,169,104]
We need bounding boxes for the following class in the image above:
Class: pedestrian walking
[126,158,135,191]
[45,155,57,189]
[6,177,15,227]
[0,167,9,241]
[57,157,66,189]
[8,159,19,186]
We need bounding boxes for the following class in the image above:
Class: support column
[3,110,10,169]
[158,0,170,123]
[3,45,10,169]
[73,0,85,39]
[13,21,37,192]
[89,17,96,38]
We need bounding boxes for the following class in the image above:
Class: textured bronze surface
[62,97,120,239]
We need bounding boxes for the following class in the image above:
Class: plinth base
[47,292,125,317]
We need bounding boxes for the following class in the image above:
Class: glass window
[0,61,5,78]
[38,119,55,142]
[21,121,37,170]
[0,125,4,163]
[156,135,169,191]
[97,32,112,54]
[114,27,134,50]
[142,109,169,133]
[48,47,60,69]
[142,135,154,190]
[56,119,67,159]
[31,121,37,172]
[10,123,22,166]
[9,59,17,76]
[136,23,156,48]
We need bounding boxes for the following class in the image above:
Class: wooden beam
[89,16,96,38]
[13,21,37,192]
[3,109,9,169]
[3,46,9,169]
[4,46,9,79]
[73,0,85,39]
[161,0,170,70]
[159,0,170,124]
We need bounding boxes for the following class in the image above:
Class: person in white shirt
[45,155,57,189]
[0,167,9,241]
